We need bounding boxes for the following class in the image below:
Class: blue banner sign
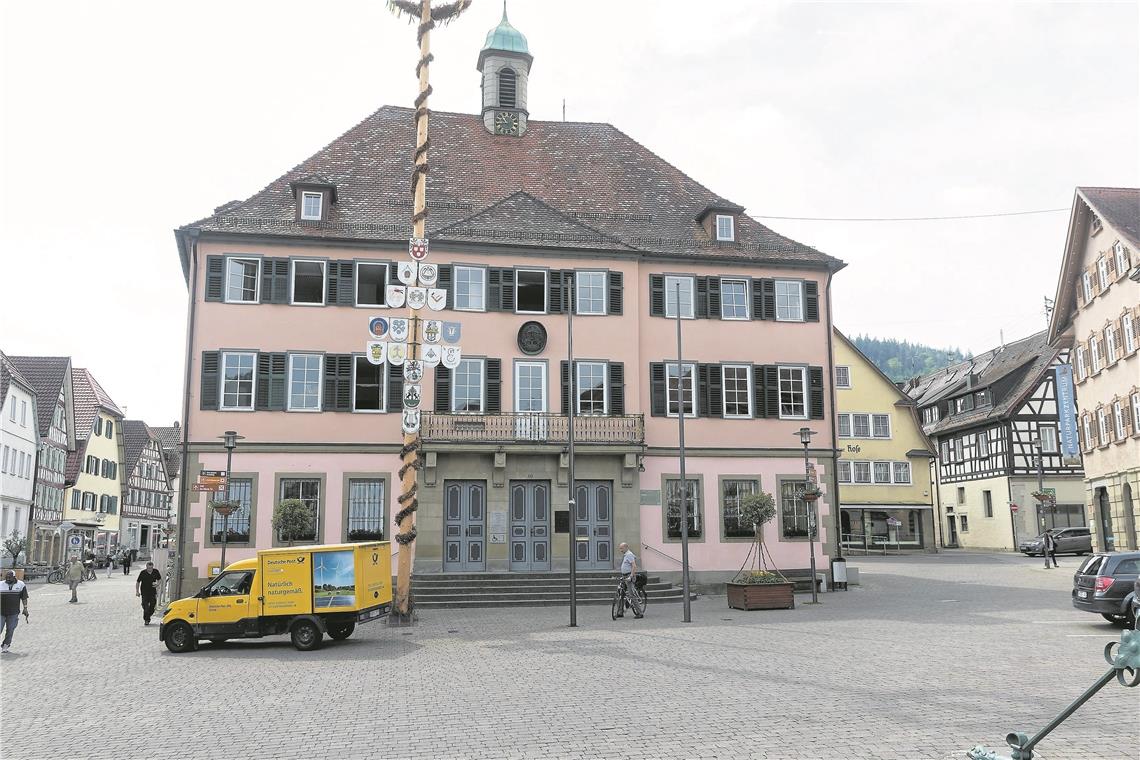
[1055,364,1080,463]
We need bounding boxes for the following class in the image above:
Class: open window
[515,270,547,314]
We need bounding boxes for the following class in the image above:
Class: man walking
[121,548,132,576]
[1044,530,1059,568]
[616,542,643,619]
[66,556,84,603]
[135,561,162,626]
[1,570,29,653]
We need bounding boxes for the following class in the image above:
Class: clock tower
[478,4,533,137]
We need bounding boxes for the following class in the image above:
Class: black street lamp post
[797,427,819,604]
[215,430,244,574]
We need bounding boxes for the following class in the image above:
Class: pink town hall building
[172,13,845,595]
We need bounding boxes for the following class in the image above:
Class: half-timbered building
[905,331,1085,549]
[120,420,172,559]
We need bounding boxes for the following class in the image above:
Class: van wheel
[164,621,197,653]
[328,621,355,640]
[291,619,323,651]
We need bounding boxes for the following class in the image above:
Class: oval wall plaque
[517,321,548,356]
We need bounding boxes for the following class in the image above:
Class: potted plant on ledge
[726,490,796,611]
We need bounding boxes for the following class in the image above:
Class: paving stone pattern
[1,552,1136,759]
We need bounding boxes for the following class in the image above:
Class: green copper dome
[482,5,528,54]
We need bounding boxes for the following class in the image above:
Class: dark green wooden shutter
[649,362,666,417]
[761,279,776,320]
[809,366,825,419]
[327,262,354,306]
[323,354,352,411]
[389,262,399,284]
[707,277,721,319]
[261,258,290,304]
[704,364,723,418]
[649,275,665,316]
[499,269,515,312]
[386,362,403,413]
[434,366,451,413]
[761,365,780,417]
[805,280,820,322]
[751,279,764,320]
[326,261,340,304]
[560,361,571,416]
[549,270,564,314]
[608,271,623,315]
[697,364,710,416]
[205,256,225,301]
[437,265,453,304]
[256,353,287,411]
[256,354,271,410]
[486,359,502,413]
[608,362,625,415]
[696,277,710,319]
[488,269,503,312]
[200,351,220,410]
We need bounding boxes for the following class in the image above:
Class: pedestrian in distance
[616,542,643,619]
[106,550,116,578]
[1,570,30,654]
[135,561,162,626]
[66,556,84,603]
[1044,530,1059,568]
[121,549,132,576]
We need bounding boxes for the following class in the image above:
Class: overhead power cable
[753,208,1068,222]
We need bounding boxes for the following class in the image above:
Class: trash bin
[830,557,848,591]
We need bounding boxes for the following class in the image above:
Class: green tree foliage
[851,335,967,382]
[3,530,27,565]
[272,499,315,546]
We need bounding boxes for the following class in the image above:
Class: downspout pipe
[824,269,842,560]
[174,229,200,599]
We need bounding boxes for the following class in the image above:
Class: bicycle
[611,574,645,620]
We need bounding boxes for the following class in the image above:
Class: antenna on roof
[999,330,1005,353]
[562,98,566,122]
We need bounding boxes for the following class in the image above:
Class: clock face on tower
[495,110,520,136]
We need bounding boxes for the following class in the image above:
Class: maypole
[387,0,472,624]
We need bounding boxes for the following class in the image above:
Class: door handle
[236,599,245,604]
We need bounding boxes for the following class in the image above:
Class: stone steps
[410,571,695,609]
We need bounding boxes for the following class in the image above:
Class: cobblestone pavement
[2,552,1136,759]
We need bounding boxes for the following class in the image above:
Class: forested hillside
[850,335,968,382]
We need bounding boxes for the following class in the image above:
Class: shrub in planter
[727,492,796,610]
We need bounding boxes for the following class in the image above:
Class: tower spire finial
[502,1,508,21]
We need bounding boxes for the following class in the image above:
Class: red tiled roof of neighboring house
[121,420,156,479]
[150,425,183,480]
[177,106,844,275]
[6,355,71,437]
[0,352,36,409]
[65,368,125,484]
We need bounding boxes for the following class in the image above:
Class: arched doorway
[1122,482,1137,551]
[1096,487,1115,552]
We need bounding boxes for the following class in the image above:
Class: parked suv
[1072,551,1140,627]
[1021,526,1092,556]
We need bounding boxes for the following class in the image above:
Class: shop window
[721,479,758,539]
[779,480,813,539]
[665,478,701,539]
[211,478,252,543]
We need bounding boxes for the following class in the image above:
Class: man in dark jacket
[1,570,30,653]
[135,562,162,625]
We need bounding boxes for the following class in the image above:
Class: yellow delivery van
[160,542,391,653]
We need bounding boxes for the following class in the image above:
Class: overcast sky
[2,1,1137,424]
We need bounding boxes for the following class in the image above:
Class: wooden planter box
[726,581,795,611]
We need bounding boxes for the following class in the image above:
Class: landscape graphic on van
[313,549,356,608]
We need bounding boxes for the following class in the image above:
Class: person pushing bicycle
[616,542,643,619]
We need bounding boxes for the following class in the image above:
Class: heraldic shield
[402,409,421,434]
[389,318,410,342]
[386,285,406,308]
[387,343,407,366]
[366,341,387,366]
[403,360,424,383]
[421,344,441,366]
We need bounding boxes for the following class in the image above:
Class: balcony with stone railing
[421,412,644,445]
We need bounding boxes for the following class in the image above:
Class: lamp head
[796,427,816,446]
[220,430,244,450]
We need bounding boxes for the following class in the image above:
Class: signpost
[192,470,227,492]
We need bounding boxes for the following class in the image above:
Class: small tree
[734,490,787,582]
[272,499,314,546]
[3,530,28,566]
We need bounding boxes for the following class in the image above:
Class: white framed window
[893,461,911,484]
[835,366,851,388]
[287,354,323,411]
[852,413,871,438]
[954,438,964,461]
[873,461,892,484]
[224,257,260,303]
[300,191,323,221]
[352,356,386,412]
[452,358,484,413]
[19,401,26,426]
[291,259,326,305]
[1090,336,1101,372]
[1097,408,1109,444]
[1039,425,1058,454]
[837,461,851,483]
[454,266,486,311]
[664,275,695,319]
[720,278,749,319]
[515,269,547,314]
[778,366,807,419]
[1114,241,1129,275]
[853,461,871,484]
[1097,256,1109,289]
[515,361,547,415]
[978,430,990,458]
[838,414,852,437]
[278,478,320,542]
[715,214,735,242]
[574,271,606,315]
[1106,325,1118,363]
[220,352,255,410]
[1132,393,1140,437]
[1114,401,1125,440]
[1075,347,1087,379]
[346,478,385,541]
[872,414,891,438]
[774,280,804,321]
[665,478,702,539]
[576,362,607,415]
[7,400,13,422]
[1124,314,1137,353]
[722,364,752,418]
[666,362,697,418]
[355,262,387,307]
[1082,415,1092,449]
[1081,272,1093,304]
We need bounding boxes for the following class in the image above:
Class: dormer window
[498,68,517,108]
[715,214,735,241]
[301,192,323,221]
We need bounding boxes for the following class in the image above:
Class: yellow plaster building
[62,369,125,556]
[833,331,937,552]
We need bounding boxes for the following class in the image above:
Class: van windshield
[205,570,254,596]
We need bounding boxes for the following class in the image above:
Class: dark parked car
[1020,526,1092,556]
[1072,551,1140,626]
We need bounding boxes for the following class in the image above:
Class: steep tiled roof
[1081,187,1140,249]
[65,369,125,483]
[905,331,1058,437]
[121,420,155,478]
[178,106,843,273]
[151,425,183,480]
[6,356,70,436]
[0,352,34,408]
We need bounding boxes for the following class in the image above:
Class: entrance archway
[1122,482,1136,551]
[1096,487,1115,552]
